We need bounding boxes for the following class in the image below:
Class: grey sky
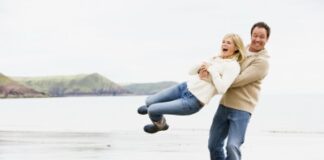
[1,0,324,94]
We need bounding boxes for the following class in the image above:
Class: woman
[138,33,246,134]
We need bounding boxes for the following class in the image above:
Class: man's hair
[250,22,271,38]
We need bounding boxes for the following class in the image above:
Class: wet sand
[1,129,323,160]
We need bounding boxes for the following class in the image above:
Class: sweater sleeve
[231,58,269,88]
[188,57,214,75]
[208,61,240,94]
[188,63,202,75]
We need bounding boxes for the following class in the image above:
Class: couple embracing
[137,22,270,160]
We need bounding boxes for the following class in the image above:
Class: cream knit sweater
[220,48,269,113]
[187,56,240,105]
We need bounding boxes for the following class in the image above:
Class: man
[206,22,270,160]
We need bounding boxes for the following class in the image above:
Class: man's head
[249,22,270,52]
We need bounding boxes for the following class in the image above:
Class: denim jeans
[208,104,251,160]
[145,82,202,122]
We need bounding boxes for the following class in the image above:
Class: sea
[0,94,323,133]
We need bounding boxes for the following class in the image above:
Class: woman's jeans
[145,82,202,122]
[208,104,251,160]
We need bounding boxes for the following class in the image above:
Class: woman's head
[220,33,246,62]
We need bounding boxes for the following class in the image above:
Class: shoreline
[1,129,323,160]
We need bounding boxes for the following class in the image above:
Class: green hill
[4,72,178,97]
[0,73,46,98]
[0,73,13,85]
[14,73,131,97]
[123,81,178,95]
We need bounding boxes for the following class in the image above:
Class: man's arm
[230,58,269,88]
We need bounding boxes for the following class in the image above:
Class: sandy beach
[1,96,324,159]
[1,129,323,160]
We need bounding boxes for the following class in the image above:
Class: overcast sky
[1,0,324,94]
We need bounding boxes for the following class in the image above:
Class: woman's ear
[234,46,238,53]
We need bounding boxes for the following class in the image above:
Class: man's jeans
[145,82,202,122]
[208,104,251,160]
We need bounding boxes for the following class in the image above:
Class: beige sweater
[187,56,240,105]
[220,48,270,113]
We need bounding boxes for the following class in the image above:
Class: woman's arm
[188,58,212,75]
[207,62,240,94]
[188,63,203,75]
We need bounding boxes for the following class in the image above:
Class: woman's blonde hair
[223,33,246,63]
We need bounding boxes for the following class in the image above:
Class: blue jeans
[145,82,202,122]
[208,104,251,160]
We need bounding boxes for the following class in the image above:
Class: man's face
[249,27,268,52]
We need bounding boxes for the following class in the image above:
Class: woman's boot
[144,117,169,133]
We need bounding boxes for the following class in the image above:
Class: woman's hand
[198,68,209,80]
[197,62,210,80]
[200,62,210,70]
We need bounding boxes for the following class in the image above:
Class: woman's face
[250,27,268,52]
[221,37,236,58]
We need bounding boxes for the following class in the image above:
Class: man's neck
[248,47,263,53]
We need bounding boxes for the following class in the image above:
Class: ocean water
[0,94,323,133]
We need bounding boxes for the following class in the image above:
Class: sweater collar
[246,45,269,58]
[214,55,239,62]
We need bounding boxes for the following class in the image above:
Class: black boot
[144,117,169,134]
[137,105,148,115]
